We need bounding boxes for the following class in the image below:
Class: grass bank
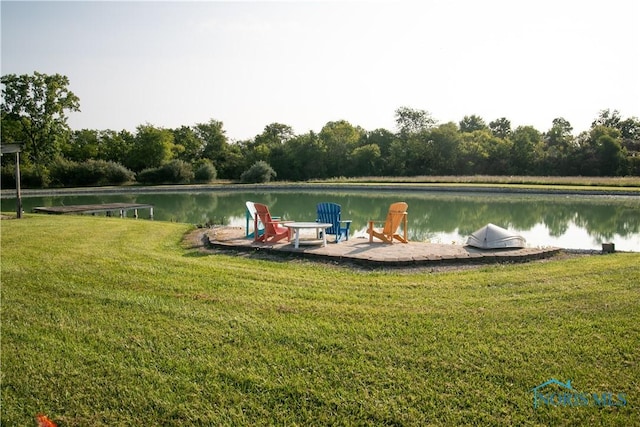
[1,215,639,425]
[3,175,639,199]
[317,175,640,188]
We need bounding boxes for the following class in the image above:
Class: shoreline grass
[2,175,639,199]
[2,215,639,425]
[315,175,640,188]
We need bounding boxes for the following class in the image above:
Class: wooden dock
[32,203,154,219]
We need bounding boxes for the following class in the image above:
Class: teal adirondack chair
[316,202,352,243]
[245,201,264,238]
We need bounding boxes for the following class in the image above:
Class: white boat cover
[466,223,526,249]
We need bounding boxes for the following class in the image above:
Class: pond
[2,189,640,252]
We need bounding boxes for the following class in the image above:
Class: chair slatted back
[254,203,277,234]
[383,202,408,235]
[316,202,341,235]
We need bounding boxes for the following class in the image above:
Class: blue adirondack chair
[316,202,352,243]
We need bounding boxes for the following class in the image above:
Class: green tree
[387,139,408,176]
[403,131,433,175]
[394,106,436,137]
[1,72,80,180]
[63,129,100,162]
[362,128,399,175]
[489,117,511,138]
[459,115,488,133]
[255,123,295,146]
[243,123,294,171]
[220,143,245,180]
[98,129,134,165]
[428,122,462,174]
[459,129,507,174]
[127,124,175,172]
[173,125,204,161]
[597,134,627,176]
[542,118,575,175]
[350,144,381,177]
[618,116,640,142]
[586,126,627,176]
[282,132,326,180]
[195,119,230,177]
[319,120,363,178]
[591,109,622,129]
[510,126,542,175]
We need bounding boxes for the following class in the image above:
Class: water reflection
[3,190,639,251]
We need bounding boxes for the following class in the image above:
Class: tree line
[2,72,639,188]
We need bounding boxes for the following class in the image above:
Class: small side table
[284,222,333,249]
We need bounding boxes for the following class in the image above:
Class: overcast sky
[2,0,638,141]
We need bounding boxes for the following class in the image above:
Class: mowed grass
[1,215,638,426]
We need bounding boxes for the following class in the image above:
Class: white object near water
[466,223,526,249]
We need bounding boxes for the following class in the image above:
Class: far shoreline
[2,181,640,199]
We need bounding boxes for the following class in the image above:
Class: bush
[136,167,161,184]
[1,164,17,188]
[240,161,277,183]
[194,159,217,182]
[49,159,135,187]
[1,163,51,188]
[628,155,640,176]
[136,160,194,184]
[103,161,136,185]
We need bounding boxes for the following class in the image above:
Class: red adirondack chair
[253,203,291,244]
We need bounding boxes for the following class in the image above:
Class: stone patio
[200,226,562,267]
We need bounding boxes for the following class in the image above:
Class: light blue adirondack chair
[316,202,352,243]
[245,201,264,238]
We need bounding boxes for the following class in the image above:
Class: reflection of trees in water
[270,192,639,243]
[12,191,639,243]
[574,203,640,241]
[127,193,221,224]
[366,193,640,241]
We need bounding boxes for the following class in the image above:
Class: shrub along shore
[1,213,638,425]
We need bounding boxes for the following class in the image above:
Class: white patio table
[284,222,333,249]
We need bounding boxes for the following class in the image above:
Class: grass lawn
[1,214,638,426]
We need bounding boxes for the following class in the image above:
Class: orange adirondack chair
[253,203,291,244]
[366,202,408,243]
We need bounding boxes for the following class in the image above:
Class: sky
[1,0,639,142]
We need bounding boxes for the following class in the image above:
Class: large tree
[459,115,488,133]
[510,126,543,175]
[489,117,511,138]
[127,124,175,172]
[319,120,363,178]
[394,106,436,137]
[1,72,80,168]
[194,119,230,176]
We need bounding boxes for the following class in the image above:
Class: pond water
[2,189,640,252]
